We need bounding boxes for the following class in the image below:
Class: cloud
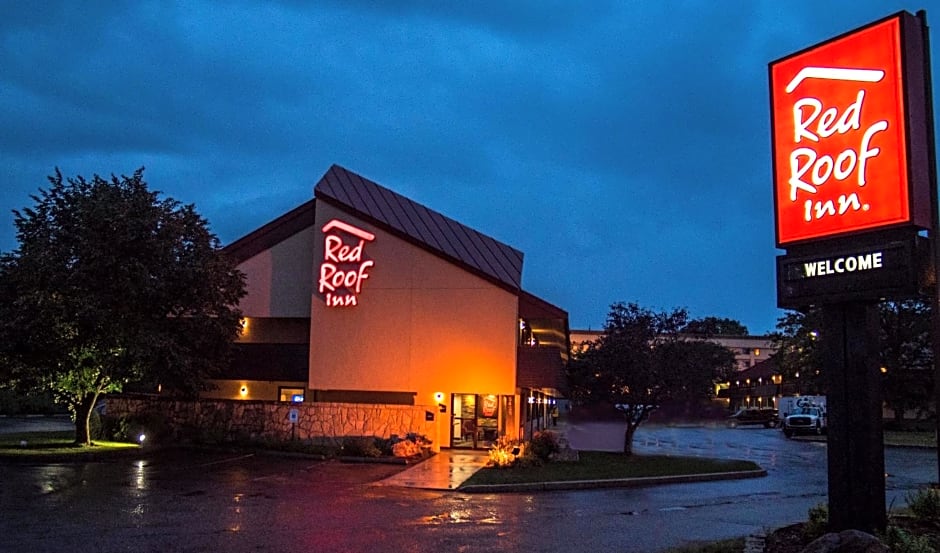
[0,0,932,334]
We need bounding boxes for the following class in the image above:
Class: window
[278,387,305,402]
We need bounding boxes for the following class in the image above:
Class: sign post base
[821,302,886,534]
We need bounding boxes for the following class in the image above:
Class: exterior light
[880,366,888,373]
[754,349,760,356]
[138,434,146,444]
[433,392,445,402]
[528,396,534,404]
[239,386,248,397]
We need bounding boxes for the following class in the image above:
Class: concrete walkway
[376,449,489,490]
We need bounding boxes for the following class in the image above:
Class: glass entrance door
[451,393,501,449]
[452,394,476,448]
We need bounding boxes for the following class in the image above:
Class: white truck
[778,396,827,438]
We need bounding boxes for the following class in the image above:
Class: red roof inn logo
[318,219,375,307]
[770,15,913,246]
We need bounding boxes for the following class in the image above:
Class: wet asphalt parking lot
[0,417,935,552]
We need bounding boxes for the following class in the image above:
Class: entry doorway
[451,393,504,449]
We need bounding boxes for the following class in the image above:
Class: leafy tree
[0,169,245,445]
[567,302,736,455]
[682,316,749,337]
[769,309,826,395]
[879,300,932,425]
[771,302,934,421]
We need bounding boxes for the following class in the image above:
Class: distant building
[571,330,775,371]
[571,329,778,410]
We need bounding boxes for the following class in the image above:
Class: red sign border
[769,10,932,248]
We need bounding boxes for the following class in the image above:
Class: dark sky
[1,1,937,334]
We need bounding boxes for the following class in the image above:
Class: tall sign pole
[919,9,940,486]
[770,11,935,534]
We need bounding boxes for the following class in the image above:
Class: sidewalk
[375,449,489,490]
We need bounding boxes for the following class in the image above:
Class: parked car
[727,408,778,428]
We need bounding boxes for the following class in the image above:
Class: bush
[884,526,936,553]
[488,436,524,468]
[101,412,171,444]
[803,503,829,541]
[529,430,561,462]
[907,487,940,522]
[341,436,382,457]
[389,433,431,458]
[392,440,420,457]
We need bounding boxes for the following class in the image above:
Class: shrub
[529,430,561,462]
[341,436,382,457]
[101,412,170,444]
[803,503,828,541]
[403,432,432,447]
[884,526,936,553]
[488,436,524,468]
[906,487,940,522]
[392,440,420,458]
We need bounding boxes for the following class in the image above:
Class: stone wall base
[105,395,436,446]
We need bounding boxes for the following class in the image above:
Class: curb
[457,468,768,493]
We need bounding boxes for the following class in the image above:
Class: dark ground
[764,518,940,552]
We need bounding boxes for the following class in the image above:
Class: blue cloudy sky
[1,1,936,334]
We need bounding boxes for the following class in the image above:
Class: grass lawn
[659,538,746,553]
[884,430,935,448]
[461,451,761,487]
[0,430,141,458]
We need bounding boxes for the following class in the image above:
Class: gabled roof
[223,199,316,264]
[739,356,779,379]
[519,290,568,320]
[315,165,523,291]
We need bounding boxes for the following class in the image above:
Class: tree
[567,302,736,455]
[879,300,932,425]
[771,302,934,421]
[769,309,826,395]
[0,169,245,445]
[682,316,749,337]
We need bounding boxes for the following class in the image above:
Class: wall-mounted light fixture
[433,392,444,403]
[239,385,248,397]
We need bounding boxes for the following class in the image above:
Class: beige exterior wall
[236,227,316,318]
[309,202,519,422]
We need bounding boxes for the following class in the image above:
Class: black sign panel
[777,236,931,308]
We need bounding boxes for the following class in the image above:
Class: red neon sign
[770,15,913,246]
[318,219,375,307]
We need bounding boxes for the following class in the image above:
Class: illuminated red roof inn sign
[770,11,935,308]
[318,219,375,307]
[770,11,932,247]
